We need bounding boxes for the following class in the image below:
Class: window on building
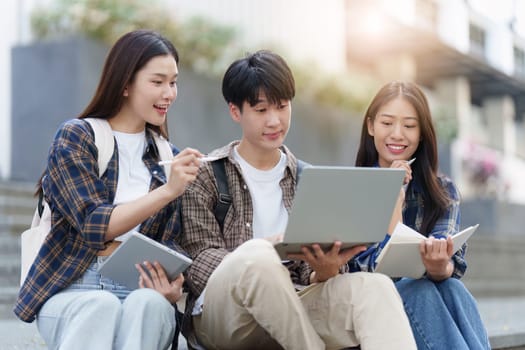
[469,23,486,57]
[514,46,525,77]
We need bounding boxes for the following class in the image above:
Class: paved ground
[1,297,524,349]
[0,318,188,350]
[477,297,525,349]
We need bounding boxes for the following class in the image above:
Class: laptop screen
[274,166,404,258]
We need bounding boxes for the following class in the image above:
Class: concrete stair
[0,181,36,319]
[0,180,524,349]
[0,181,36,235]
[463,235,525,298]
[1,180,525,308]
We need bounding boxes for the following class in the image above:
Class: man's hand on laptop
[288,242,366,283]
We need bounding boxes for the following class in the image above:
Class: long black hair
[78,29,179,139]
[36,30,179,195]
[355,81,451,235]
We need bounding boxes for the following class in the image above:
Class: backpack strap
[84,118,115,176]
[211,158,309,232]
[37,189,45,218]
[211,159,232,232]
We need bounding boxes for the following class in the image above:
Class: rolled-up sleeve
[348,234,390,272]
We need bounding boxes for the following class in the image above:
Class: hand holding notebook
[375,222,479,278]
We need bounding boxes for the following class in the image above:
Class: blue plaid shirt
[15,118,182,322]
[349,174,467,279]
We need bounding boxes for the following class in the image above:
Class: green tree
[30,0,236,74]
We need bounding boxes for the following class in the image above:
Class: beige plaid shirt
[177,141,313,333]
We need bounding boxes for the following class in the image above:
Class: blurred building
[169,0,525,205]
[0,0,38,180]
[343,0,525,205]
[3,0,525,205]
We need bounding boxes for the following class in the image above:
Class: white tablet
[97,232,192,289]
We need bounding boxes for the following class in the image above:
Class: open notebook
[375,222,479,278]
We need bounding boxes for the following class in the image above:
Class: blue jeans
[37,257,176,350]
[395,277,490,350]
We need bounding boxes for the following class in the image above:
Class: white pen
[158,155,219,166]
[402,158,416,191]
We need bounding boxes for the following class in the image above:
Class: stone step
[478,297,525,350]
[0,296,523,350]
[0,181,38,225]
[0,287,19,320]
[0,180,36,196]
[465,280,525,298]
[0,196,37,216]
[0,181,44,236]
[463,235,525,298]
[0,181,37,198]
[0,214,34,236]
[0,256,21,288]
[0,234,21,255]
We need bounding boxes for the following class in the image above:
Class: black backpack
[210,158,308,232]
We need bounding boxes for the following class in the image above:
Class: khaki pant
[194,239,416,350]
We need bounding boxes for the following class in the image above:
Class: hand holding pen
[402,158,416,191]
[162,148,203,198]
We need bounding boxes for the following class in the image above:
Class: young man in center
[178,50,416,350]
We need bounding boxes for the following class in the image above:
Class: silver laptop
[274,166,405,259]
[97,232,192,289]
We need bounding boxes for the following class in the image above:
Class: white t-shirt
[233,147,288,238]
[112,130,151,241]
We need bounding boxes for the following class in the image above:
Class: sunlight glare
[360,11,385,36]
